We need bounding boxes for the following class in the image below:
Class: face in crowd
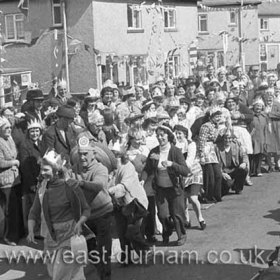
[177,86,185,97]
[156,128,169,147]
[226,98,238,112]
[40,163,54,180]
[78,149,96,169]
[102,90,113,105]
[135,86,144,99]
[58,85,67,98]
[29,127,41,142]
[253,103,263,114]
[2,108,15,127]
[33,99,43,112]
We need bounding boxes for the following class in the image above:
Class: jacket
[144,144,189,190]
[18,137,44,194]
[42,124,76,162]
[29,178,90,241]
[215,141,249,172]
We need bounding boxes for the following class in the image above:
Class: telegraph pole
[238,0,245,71]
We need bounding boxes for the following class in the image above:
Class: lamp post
[238,0,245,71]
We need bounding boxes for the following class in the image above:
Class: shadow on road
[263,208,280,224]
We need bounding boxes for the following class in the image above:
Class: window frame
[260,18,269,31]
[52,0,63,27]
[127,4,143,32]
[166,54,180,78]
[164,6,177,31]
[229,11,237,26]
[198,14,208,34]
[4,13,25,42]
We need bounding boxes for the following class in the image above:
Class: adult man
[73,136,113,280]
[24,89,45,122]
[206,64,216,81]
[115,87,141,133]
[215,129,249,195]
[42,105,75,162]
[54,79,68,106]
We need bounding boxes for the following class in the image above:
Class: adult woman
[0,117,22,245]
[163,82,180,108]
[143,125,189,246]
[174,125,205,230]
[198,107,223,203]
[263,91,280,171]
[109,146,149,263]
[27,150,90,280]
[19,119,44,234]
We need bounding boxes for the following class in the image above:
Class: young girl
[174,125,206,230]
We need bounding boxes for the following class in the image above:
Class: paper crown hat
[78,136,95,152]
[42,150,66,169]
[27,118,42,130]
[58,78,67,88]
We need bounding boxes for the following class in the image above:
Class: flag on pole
[189,41,197,69]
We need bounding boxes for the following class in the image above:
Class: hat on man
[123,87,136,100]
[27,89,44,101]
[179,97,191,105]
[78,136,95,152]
[56,105,75,119]
[87,88,100,101]
[151,85,163,99]
[156,110,170,121]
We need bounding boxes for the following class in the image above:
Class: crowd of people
[0,63,280,280]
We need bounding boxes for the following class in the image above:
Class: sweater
[73,160,113,219]
[110,161,148,209]
[29,178,90,241]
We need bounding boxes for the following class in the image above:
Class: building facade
[197,0,261,71]
[0,0,198,97]
[258,1,280,71]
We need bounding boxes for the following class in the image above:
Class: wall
[198,6,259,68]
[92,0,198,78]
[259,16,280,43]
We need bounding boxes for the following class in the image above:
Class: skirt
[44,219,86,280]
[233,126,253,155]
[184,184,202,196]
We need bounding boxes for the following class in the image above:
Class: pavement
[1,171,280,280]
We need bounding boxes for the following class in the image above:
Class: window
[260,18,268,31]
[52,0,62,26]
[127,4,142,30]
[260,44,267,62]
[164,7,176,30]
[166,55,180,78]
[229,11,237,25]
[198,14,208,33]
[5,14,25,41]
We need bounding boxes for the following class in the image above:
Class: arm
[197,124,209,160]
[239,104,254,123]
[0,148,18,169]
[81,165,108,191]
[185,142,196,169]
[170,148,189,176]
[108,184,126,198]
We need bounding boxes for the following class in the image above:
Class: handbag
[121,185,148,224]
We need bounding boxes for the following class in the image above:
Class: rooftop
[259,1,280,16]
[200,0,261,7]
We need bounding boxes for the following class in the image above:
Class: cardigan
[29,178,90,241]
[144,144,189,192]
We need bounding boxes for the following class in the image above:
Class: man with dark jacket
[215,130,249,195]
[42,105,75,162]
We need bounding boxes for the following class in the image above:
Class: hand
[27,231,37,244]
[239,163,247,169]
[150,153,160,161]
[161,160,173,168]
[222,173,232,181]
[13,160,20,167]
[74,222,82,236]
[200,158,206,165]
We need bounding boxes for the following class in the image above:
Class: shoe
[4,238,16,246]
[245,178,253,186]
[257,173,263,177]
[176,235,187,246]
[267,166,275,173]
[146,236,158,244]
[162,237,169,245]
[185,221,191,229]
[199,221,206,230]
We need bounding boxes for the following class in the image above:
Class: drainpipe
[62,0,70,92]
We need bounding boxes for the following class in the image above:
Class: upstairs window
[5,14,25,41]
[164,7,176,30]
[198,14,208,33]
[260,18,268,31]
[127,4,142,30]
[229,11,237,25]
[52,0,62,26]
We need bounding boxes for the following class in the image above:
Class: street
[1,171,280,280]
